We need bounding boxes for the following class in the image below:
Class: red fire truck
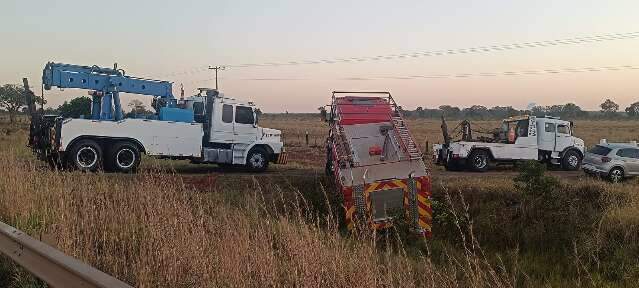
[325,91,432,237]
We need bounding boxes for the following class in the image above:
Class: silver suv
[582,141,639,182]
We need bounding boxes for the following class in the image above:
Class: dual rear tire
[67,139,140,173]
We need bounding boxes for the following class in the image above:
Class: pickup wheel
[246,148,269,172]
[468,150,490,172]
[68,139,102,172]
[108,141,141,173]
[561,150,581,171]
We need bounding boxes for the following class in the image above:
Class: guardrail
[0,221,132,288]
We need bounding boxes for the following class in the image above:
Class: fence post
[305,131,309,146]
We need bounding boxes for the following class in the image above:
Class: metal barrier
[0,221,132,288]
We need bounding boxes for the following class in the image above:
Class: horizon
[2,0,638,112]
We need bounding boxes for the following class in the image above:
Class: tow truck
[26,62,286,172]
[433,115,585,171]
[325,91,432,237]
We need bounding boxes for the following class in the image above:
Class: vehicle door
[554,123,572,152]
[538,122,556,151]
[617,148,639,175]
[233,105,258,144]
[630,148,639,175]
[210,103,235,143]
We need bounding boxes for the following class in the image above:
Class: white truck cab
[47,89,285,172]
[433,116,585,172]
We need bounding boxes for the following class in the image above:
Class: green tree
[124,99,154,118]
[462,105,489,119]
[530,105,546,117]
[600,98,619,117]
[625,101,639,118]
[489,106,518,118]
[57,97,92,118]
[439,105,461,118]
[0,84,45,123]
[561,103,583,118]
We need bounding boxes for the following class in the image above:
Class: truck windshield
[588,145,612,156]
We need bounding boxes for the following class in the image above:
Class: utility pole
[208,66,225,90]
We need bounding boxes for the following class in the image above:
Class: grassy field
[0,115,638,287]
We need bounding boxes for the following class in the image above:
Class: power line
[183,64,639,84]
[154,31,639,79]
[343,65,639,80]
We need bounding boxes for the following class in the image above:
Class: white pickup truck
[32,89,286,172]
[433,116,585,172]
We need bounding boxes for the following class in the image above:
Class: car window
[222,104,233,123]
[589,145,611,156]
[557,124,569,134]
[616,148,636,158]
[235,106,254,125]
[545,123,555,133]
[617,148,639,159]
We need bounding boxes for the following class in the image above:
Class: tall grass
[1,120,638,286]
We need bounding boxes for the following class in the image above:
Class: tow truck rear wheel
[468,150,490,172]
[68,139,102,172]
[108,141,141,173]
[246,148,269,172]
[561,150,581,171]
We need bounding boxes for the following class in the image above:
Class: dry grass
[0,124,515,287]
[1,116,639,287]
[261,114,639,156]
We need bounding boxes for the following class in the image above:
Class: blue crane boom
[42,62,174,121]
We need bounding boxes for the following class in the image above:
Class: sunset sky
[1,0,638,112]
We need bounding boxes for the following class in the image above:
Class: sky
[1,0,639,112]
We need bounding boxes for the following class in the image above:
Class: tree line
[2,82,639,123]
[401,98,639,120]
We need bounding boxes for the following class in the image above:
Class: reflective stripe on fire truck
[343,176,432,237]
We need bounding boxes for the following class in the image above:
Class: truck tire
[468,150,490,172]
[107,141,141,173]
[68,139,102,172]
[246,148,269,172]
[561,150,581,171]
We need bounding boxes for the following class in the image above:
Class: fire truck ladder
[387,99,422,161]
[333,125,357,167]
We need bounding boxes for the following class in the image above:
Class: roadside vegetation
[1,116,638,287]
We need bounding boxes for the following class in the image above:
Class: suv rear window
[589,145,611,156]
